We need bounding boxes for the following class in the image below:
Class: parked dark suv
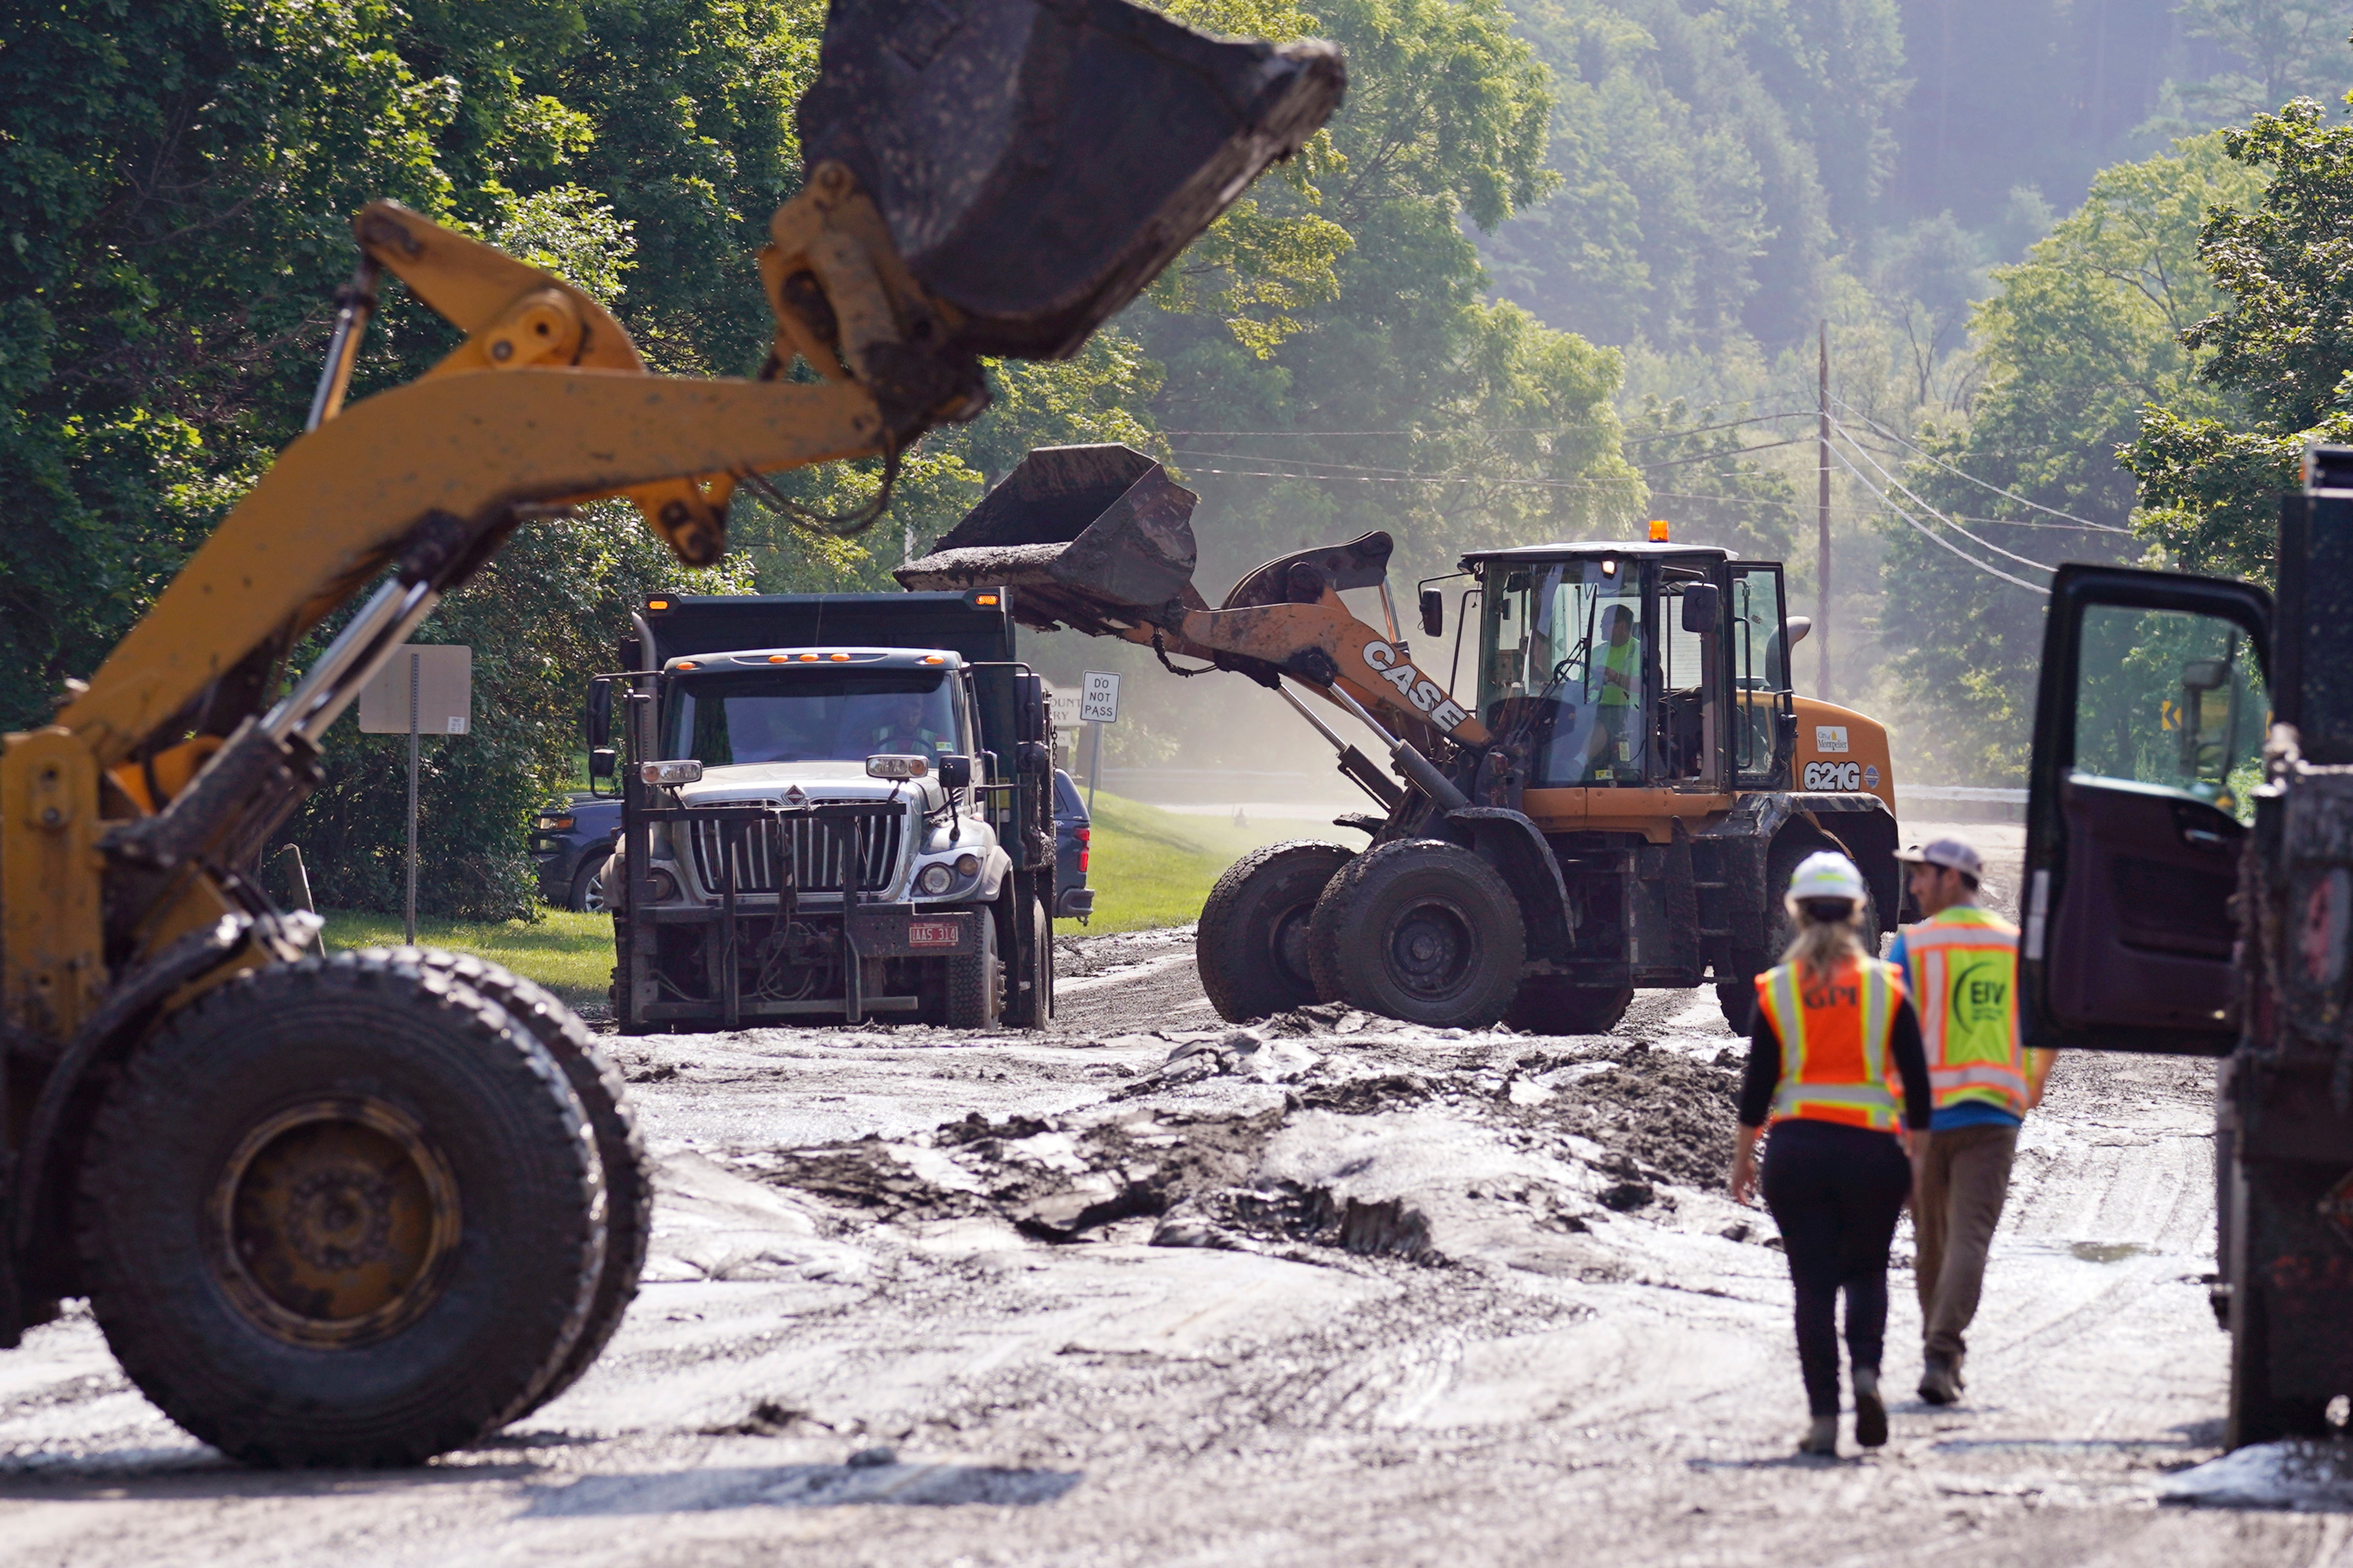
[1053,768,1093,923]
[532,795,623,911]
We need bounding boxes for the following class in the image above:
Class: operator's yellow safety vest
[1753,956,1907,1131]
[1899,905,2029,1117]
[1596,634,1639,707]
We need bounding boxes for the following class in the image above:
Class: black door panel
[2024,564,2273,1056]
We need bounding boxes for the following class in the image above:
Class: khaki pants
[1914,1123,2018,1365]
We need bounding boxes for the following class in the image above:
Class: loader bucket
[894,444,1198,633]
[798,0,1344,360]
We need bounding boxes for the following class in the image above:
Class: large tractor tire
[1308,839,1526,1028]
[370,948,650,1420]
[944,908,1002,1029]
[1717,831,1883,1032]
[1197,840,1355,1022]
[1505,978,1634,1036]
[75,953,604,1467]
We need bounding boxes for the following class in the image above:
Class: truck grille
[686,809,903,896]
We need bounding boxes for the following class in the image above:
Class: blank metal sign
[357,644,473,735]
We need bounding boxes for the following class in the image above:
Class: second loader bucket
[895,445,1199,633]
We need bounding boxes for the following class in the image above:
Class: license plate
[907,921,960,948]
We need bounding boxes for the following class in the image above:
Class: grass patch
[315,793,1322,982]
[320,908,613,1008]
[1069,793,1340,934]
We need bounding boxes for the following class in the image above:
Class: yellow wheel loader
[899,445,1902,1033]
[0,2,1340,1465]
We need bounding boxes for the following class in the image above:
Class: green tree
[1882,134,2260,781]
[2124,98,2353,581]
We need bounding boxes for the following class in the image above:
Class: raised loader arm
[896,444,1491,810]
[1,0,1343,1043]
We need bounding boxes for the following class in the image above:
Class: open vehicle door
[2021,564,2273,1056]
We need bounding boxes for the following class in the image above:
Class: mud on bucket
[799,0,1344,360]
[895,445,1199,634]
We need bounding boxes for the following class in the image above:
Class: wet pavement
[2,825,2345,1565]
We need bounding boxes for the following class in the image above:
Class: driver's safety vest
[1900,905,2028,1117]
[1754,957,1906,1131]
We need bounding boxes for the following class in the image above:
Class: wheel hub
[208,1098,461,1348]
[1387,899,1472,999]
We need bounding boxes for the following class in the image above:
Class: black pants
[1761,1118,1913,1417]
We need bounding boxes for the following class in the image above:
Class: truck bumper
[1054,887,1095,920]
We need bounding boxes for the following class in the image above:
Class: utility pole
[1817,321,1832,702]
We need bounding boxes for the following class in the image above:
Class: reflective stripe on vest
[1753,957,1906,1131]
[1901,906,2028,1117]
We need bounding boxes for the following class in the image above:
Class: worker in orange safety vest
[1889,836,2056,1406]
[1730,850,1933,1458]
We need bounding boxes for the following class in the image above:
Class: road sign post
[358,645,472,943]
[1080,671,1120,814]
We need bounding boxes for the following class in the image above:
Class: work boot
[1798,1415,1838,1457]
[1919,1359,1960,1406]
[1853,1367,1888,1448]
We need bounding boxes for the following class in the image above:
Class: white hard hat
[1787,849,1867,904]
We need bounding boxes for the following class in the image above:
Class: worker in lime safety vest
[1888,836,2056,1407]
[1586,603,1642,780]
[1730,850,1933,1459]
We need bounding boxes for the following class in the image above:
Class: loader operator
[1888,837,2055,1406]
[1587,603,1642,780]
[1729,851,1933,1458]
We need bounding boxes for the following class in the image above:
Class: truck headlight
[955,853,980,877]
[916,863,956,896]
[640,759,704,786]
[647,867,680,903]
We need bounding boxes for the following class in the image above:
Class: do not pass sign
[1080,670,1120,724]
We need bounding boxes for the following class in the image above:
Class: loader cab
[1463,545,1792,793]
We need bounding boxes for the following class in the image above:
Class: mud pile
[720,1014,1752,1268]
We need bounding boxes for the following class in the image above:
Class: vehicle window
[1729,567,1788,780]
[1477,559,1646,785]
[667,670,964,765]
[2073,605,2266,820]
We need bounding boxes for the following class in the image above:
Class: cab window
[1477,559,1647,786]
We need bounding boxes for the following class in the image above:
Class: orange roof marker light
[974,592,1000,606]
[922,654,944,664]
[799,652,818,661]
[676,661,697,670]
[768,655,788,663]
[1648,519,1670,542]
[647,598,670,610]
[829,652,851,661]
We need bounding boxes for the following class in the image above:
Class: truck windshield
[665,670,964,766]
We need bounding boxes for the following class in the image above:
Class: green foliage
[1483,0,1906,352]
[2124,98,2353,581]
[1882,134,2260,782]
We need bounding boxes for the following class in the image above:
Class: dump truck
[898,445,1901,1032]
[2017,445,2353,1448]
[0,0,1340,1465]
[589,591,1058,1032]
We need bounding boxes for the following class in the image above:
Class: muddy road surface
[4,831,2344,1564]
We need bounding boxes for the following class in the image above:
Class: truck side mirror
[1419,588,1444,639]
[937,754,974,790]
[1680,583,1720,633]
[585,678,614,748]
[589,747,616,781]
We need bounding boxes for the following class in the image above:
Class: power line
[1832,397,2132,533]
[1827,418,2059,572]
[1820,441,2051,596]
